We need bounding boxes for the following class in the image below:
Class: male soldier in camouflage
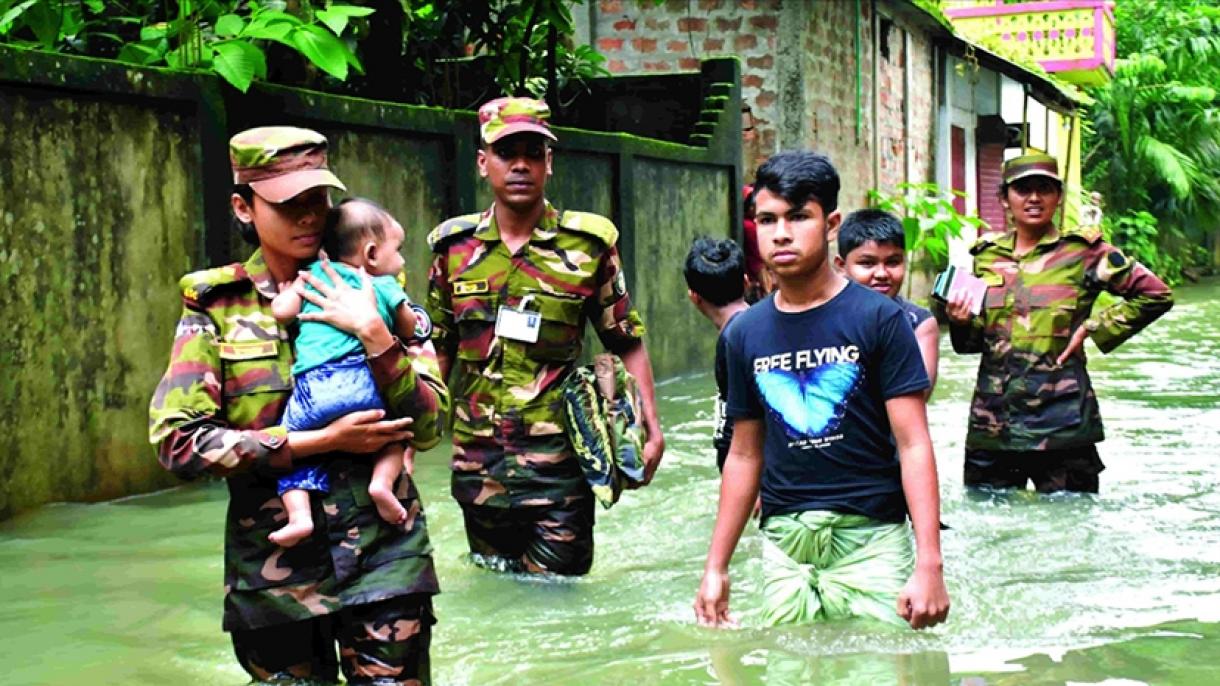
[946,153,1173,493]
[149,126,449,684]
[425,97,665,575]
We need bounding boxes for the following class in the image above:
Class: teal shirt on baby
[291,261,407,376]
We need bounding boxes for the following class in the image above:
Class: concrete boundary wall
[0,46,742,518]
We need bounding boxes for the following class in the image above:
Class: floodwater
[2,281,1219,685]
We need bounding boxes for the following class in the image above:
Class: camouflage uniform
[950,224,1173,485]
[426,201,646,572]
[148,126,449,684]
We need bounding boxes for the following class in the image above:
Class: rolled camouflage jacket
[148,249,449,631]
[426,201,646,508]
[950,225,1173,451]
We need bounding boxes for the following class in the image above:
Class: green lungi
[761,510,913,626]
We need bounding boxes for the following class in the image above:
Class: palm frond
[1136,136,1197,198]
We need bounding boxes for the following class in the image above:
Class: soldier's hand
[326,410,415,454]
[694,568,736,629]
[945,291,974,324]
[298,258,384,341]
[639,434,665,486]
[1056,326,1089,366]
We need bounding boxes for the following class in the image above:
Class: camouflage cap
[1003,153,1061,185]
[478,97,558,145]
[229,126,346,203]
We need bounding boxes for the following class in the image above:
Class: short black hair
[323,198,391,260]
[838,209,905,257]
[751,151,840,215]
[684,236,745,306]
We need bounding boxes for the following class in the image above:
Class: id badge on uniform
[495,297,541,343]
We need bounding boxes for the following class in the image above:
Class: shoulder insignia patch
[427,214,481,251]
[612,270,627,298]
[969,230,1006,256]
[406,303,434,341]
[178,263,249,304]
[1064,224,1103,245]
[559,210,619,246]
[1095,247,1130,283]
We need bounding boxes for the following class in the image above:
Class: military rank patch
[218,340,278,360]
[409,303,434,341]
[1097,250,1128,283]
[612,271,627,298]
[454,280,489,296]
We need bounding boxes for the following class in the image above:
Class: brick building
[575,0,1082,227]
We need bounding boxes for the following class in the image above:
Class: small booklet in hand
[932,265,988,316]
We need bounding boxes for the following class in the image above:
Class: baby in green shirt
[269,198,430,547]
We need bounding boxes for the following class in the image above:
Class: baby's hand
[277,274,307,296]
[271,275,308,323]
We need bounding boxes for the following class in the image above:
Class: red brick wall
[802,0,874,209]
[876,14,937,195]
[593,0,783,178]
[592,0,936,207]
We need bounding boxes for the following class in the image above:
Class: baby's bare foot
[268,520,313,548]
[369,481,407,526]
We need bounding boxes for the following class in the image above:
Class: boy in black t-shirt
[693,152,950,630]
[834,209,940,396]
[683,237,749,472]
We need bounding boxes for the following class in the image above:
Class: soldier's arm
[148,304,292,480]
[590,246,664,478]
[1086,247,1174,354]
[947,304,984,354]
[425,252,458,382]
[366,337,449,451]
[947,262,986,354]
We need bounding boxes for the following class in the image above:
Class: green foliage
[1102,210,1210,287]
[0,1,613,106]
[1084,0,1220,273]
[868,182,985,266]
[390,0,608,106]
[0,1,370,92]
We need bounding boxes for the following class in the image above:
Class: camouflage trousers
[460,496,595,576]
[230,593,434,685]
[964,445,1105,493]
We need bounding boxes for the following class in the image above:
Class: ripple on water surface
[2,282,1220,685]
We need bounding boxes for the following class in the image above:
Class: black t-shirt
[712,311,745,471]
[724,280,930,522]
[894,295,933,330]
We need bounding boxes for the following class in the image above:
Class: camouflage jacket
[425,201,646,507]
[148,249,449,631]
[949,225,1173,451]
